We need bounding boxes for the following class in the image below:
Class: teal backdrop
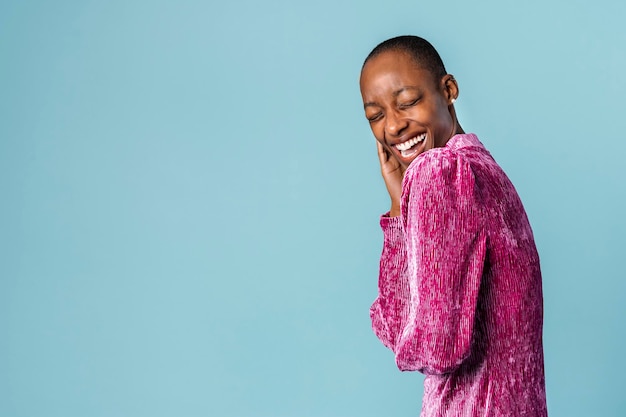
[2,1,625,416]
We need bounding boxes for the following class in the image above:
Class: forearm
[370,214,409,350]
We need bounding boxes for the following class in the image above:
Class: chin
[395,148,424,168]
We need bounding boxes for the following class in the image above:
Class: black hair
[362,35,447,81]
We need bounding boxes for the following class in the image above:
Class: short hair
[362,35,447,81]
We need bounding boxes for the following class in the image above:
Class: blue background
[2,1,625,416]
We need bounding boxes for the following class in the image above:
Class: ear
[441,74,459,105]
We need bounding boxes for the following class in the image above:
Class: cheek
[427,106,451,131]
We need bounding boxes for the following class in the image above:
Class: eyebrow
[363,86,421,109]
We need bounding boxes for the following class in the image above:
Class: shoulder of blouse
[402,133,486,186]
[402,146,459,189]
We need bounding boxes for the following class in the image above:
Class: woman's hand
[377,141,405,217]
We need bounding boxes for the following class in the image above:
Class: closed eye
[367,113,383,122]
[399,98,419,109]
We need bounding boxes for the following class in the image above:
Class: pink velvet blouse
[371,133,547,416]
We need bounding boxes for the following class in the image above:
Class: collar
[445,133,484,151]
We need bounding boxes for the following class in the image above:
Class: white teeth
[395,133,426,151]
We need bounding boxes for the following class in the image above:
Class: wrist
[389,202,401,217]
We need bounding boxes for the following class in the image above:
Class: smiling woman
[360,36,548,416]
[360,37,461,165]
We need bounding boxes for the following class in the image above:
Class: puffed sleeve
[395,150,487,374]
[370,213,410,351]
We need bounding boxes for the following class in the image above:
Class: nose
[384,110,408,137]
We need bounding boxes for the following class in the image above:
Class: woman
[360,36,547,416]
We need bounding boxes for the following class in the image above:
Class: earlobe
[444,74,459,105]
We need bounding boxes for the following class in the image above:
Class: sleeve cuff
[380,212,403,229]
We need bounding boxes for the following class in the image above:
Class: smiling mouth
[395,133,426,158]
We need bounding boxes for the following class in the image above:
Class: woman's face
[359,49,459,168]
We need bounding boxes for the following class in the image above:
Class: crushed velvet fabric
[371,133,547,416]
